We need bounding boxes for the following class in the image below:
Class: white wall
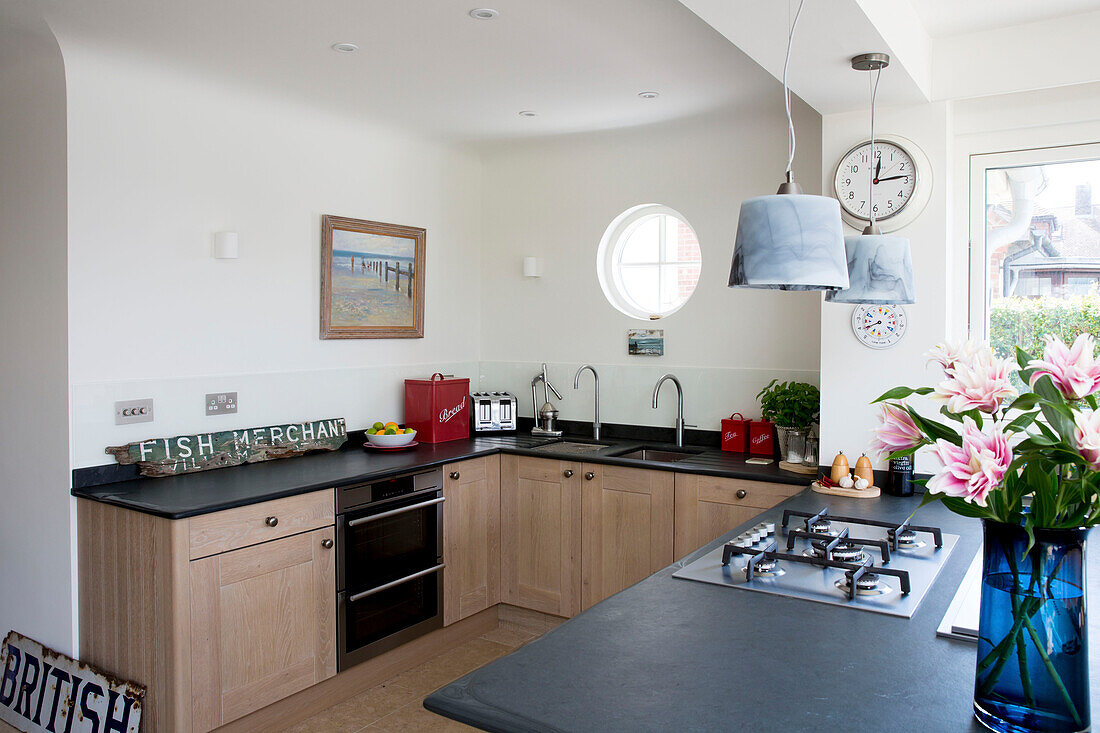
[59,42,484,467]
[0,18,73,653]
[477,99,823,431]
[818,101,953,472]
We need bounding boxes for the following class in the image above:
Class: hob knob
[265,516,278,527]
[735,489,747,499]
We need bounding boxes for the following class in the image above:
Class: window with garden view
[976,146,1100,378]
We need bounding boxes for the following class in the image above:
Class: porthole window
[596,204,702,320]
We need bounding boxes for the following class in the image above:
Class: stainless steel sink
[530,441,614,456]
[612,447,701,463]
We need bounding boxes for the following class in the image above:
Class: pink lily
[1027,333,1100,400]
[926,418,1011,507]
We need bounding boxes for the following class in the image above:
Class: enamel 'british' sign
[0,631,144,733]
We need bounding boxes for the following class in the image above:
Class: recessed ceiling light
[638,91,660,99]
[469,8,499,19]
[331,42,359,53]
[518,110,538,118]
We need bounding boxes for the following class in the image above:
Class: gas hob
[672,507,959,618]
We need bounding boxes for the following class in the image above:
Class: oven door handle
[347,563,446,603]
[346,496,445,527]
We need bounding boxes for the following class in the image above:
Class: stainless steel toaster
[471,392,518,432]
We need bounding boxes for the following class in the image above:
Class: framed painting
[321,214,426,339]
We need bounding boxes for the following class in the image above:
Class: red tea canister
[748,419,777,457]
[404,373,470,443]
[721,413,749,453]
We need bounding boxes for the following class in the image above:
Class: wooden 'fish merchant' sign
[106,417,347,477]
[1,631,144,733]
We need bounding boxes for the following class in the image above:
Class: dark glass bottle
[887,456,913,496]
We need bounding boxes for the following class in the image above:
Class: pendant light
[826,53,916,304]
[729,0,848,291]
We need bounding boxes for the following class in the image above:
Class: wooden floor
[0,611,557,733]
[282,621,542,732]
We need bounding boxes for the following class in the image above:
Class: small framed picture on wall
[320,215,426,339]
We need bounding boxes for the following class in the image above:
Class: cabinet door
[443,454,501,625]
[190,526,336,731]
[500,455,582,618]
[580,464,674,609]
[674,474,798,559]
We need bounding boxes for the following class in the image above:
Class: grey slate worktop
[71,433,808,519]
[424,492,1100,732]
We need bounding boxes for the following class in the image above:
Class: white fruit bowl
[365,430,417,447]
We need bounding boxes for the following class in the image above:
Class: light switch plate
[115,399,153,425]
[206,392,238,416]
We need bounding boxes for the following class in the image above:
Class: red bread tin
[404,373,470,443]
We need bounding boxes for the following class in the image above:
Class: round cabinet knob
[449,471,460,480]
[321,538,334,549]
[735,490,747,499]
[265,516,279,527]
[584,472,595,481]
[563,470,574,478]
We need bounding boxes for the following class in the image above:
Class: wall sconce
[213,231,239,259]
[523,256,542,278]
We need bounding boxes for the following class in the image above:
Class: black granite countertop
[71,432,811,519]
[424,492,1100,732]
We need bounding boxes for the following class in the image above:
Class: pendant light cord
[867,65,882,228]
[783,0,806,180]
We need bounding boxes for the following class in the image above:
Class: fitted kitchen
[4,1,1100,732]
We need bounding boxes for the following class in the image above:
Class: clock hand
[875,157,881,180]
[876,174,909,183]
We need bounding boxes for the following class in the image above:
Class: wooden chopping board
[811,480,880,498]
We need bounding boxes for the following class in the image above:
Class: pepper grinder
[829,451,850,484]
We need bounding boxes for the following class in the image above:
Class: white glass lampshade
[729,194,848,291]
[213,231,239,259]
[825,234,915,304]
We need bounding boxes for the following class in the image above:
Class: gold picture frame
[320,214,425,339]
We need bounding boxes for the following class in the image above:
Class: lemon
[372,421,384,431]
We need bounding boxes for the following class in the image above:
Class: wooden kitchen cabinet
[580,464,674,609]
[189,525,337,731]
[443,454,501,625]
[674,474,801,559]
[500,454,582,617]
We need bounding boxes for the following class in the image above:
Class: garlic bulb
[838,475,854,489]
[854,477,870,490]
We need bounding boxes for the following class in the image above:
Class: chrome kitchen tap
[652,373,690,447]
[531,363,564,437]
[573,364,600,440]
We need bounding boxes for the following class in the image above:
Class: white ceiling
[24,0,784,143]
[910,0,1100,38]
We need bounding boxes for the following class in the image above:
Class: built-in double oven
[336,468,444,670]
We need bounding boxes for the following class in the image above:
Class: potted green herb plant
[757,380,820,463]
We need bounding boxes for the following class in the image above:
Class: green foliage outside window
[990,295,1100,387]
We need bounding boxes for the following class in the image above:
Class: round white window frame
[596,204,702,320]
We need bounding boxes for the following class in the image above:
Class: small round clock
[851,304,907,349]
[832,134,932,232]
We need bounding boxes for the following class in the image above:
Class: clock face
[834,140,917,222]
[851,304,907,349]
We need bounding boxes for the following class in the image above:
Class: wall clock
[851,304,907,349]
[832,134,932,232]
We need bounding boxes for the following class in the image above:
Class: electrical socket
[115,399,153,425]
[206,392,238,416]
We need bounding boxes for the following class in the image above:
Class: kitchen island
[425,491,1100,732]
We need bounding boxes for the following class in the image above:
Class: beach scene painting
[628,329,664,356]
[321,215,426,339]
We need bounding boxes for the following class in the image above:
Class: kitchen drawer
[693,475,799,509]
[188,489,334,560]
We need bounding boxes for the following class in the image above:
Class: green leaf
[885,443,925,460]
[941,496,994,519]
[870,386,934,404]
[1007,393,1042,412]
[1004,412,1039,433]
[905,406,963,446]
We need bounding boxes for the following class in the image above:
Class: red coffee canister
[748,419,777,457]
[721,413,749,453]
[404,373,470,443]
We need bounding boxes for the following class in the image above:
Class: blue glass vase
[974,520,1090,733]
